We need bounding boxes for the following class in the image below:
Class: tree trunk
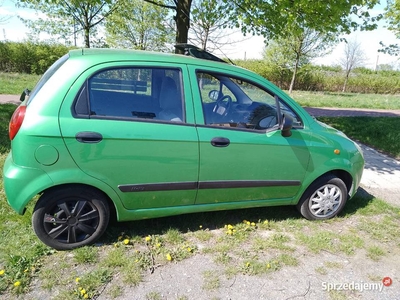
[175,0,192,53]
[289,56,300,94]
[84,26,90,48]
[342,70,351,92]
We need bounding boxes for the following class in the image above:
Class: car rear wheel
[32,186,110,250]
[297,175,348,220]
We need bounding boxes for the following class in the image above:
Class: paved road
[0,94,21,104]
[304,106,400,117]
[1,94,399,206]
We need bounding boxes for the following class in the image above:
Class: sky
[1,0,399,69]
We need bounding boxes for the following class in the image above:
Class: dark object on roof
[174,44,227,63]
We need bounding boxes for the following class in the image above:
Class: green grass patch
[0,73,41,95]
[0,105,16,154]
[318,116,400,159]
[366,246,386,261]
[291,91,400,110]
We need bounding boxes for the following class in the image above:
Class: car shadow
[101,187,375,245]
[340,187,375,217]
[103,204,302,244]
[361,143,400,176]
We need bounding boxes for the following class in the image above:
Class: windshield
[26,53,69,105]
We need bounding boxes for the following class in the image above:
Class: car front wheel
[32,186,110,250]
[297,175,348,220]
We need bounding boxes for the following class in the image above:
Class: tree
[0,0,11,25]
[105,0,173,51]
[16,0,119,48]
[222,0,382,41]
[189,0,232,51]
[265,28,335,93]
[143,0,192,53]
[380,0,400,56]
[339,39,366,92]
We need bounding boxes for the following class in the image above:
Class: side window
[87,68,185,122]
[197,72,279,130]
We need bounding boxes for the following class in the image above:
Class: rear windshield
[27,53,69,105]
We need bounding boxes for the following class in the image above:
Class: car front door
[59,63,199,210]
[190,68,311,205]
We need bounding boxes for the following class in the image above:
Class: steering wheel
[212,95,232,117]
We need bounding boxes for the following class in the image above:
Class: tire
[297,175,348,220]
[32,186,110,250]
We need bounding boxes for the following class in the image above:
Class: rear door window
[76,67,185,123]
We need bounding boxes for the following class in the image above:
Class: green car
[4,47,364,250]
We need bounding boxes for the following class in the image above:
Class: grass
[0,105,17,154]
[290,90,400,110]
[0,73,41,95]
[318,116,400,159]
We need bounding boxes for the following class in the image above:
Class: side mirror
[281,113,293,137]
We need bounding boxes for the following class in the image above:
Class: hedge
[0,41,70,74]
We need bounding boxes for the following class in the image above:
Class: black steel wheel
[32,186,110,250]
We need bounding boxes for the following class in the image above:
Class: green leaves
[222,0,382,40]
[16,0,119,47]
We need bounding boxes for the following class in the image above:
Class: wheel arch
[296,169,354,206]
[38,183,118,222]
[327,169,353,195]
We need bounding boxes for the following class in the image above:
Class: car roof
[68,48,230,68]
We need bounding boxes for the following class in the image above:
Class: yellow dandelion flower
[251,222,256,226]
[263,220,269,225]
[14,281,21,287]
[123,239,130,245]
[83,293,89,299]
[156,242,161,248]
[199,225,203,229]
[246,262,250,267]
[246,221,251,225]
[134,259,139,263]
[80,288,86,296]
[187,247,192,252]
[166,253,172,261]
[0,270,5,276]
[227,224,234,230]
[75,277,81,283]
[266,263,271,269]
[145,236,151,242]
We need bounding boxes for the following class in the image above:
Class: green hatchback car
[4,47,364,250]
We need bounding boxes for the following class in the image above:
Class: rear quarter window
[27,54,69,105]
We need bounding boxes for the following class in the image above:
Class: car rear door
[59,62,199,210]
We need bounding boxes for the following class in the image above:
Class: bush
[235,59,400,94]
[0,41,71,74]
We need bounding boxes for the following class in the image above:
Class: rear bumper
[3,153,53,214]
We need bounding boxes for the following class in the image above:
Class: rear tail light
[9,106,26,140]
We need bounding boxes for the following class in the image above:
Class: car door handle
[76,132,103,143]
[211,137,230,147]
